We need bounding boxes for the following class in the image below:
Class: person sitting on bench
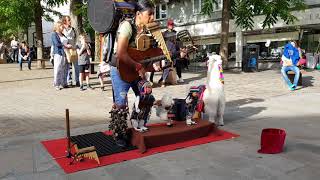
[281,41,300,91]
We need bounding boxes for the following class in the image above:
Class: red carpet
[42,128,239,174]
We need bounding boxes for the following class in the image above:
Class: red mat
[41,129,239,174]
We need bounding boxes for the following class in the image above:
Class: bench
[0,58,6,64]
[90,61,101,74]
[287,70,302,86]
[36,59,49,69]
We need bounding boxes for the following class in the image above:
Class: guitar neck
[141,55,166,65]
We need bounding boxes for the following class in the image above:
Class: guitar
[118,47,168,82]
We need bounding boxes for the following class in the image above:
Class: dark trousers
[149,71,154,82]
[12,48,18,62]
[175,60,183,79]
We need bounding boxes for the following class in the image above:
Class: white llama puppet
[203,53,226,126]
[155,94,175,126]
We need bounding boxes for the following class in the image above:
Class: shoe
[138,120,148,131]
[218,122,224,126]
[88,85,94,90]
[101,87,104,91]
[186,119,197,126]
[55,86,61,91]
[115,138,127,148]
[80,85,85,91]
[178,78,184,83]
[76,82,80,87]
[166,121,173,127]
[160,81,165,88]
[289,84,296,91]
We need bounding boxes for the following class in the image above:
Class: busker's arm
[117,35,146,78]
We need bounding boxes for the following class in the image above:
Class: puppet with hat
[130,80,156,132]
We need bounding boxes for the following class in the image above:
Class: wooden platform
[131,120,216,153]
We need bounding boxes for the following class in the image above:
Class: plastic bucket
[258,128,286,154]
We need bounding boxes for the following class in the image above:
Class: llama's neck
[207,63,224,90]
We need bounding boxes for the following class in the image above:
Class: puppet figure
[154,94,175,127]
[131,80,155,132]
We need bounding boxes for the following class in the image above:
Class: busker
[108,0,157,147]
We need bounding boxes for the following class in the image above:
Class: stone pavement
[0,62,320,179]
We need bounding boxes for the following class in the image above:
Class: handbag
[65,48,78,63]
[165,67,177,85]
[281,55,293,67]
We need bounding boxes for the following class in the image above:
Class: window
[193,0,222,14]
[193,0,202,14]
[155,4,167,20]
[213,0,222,11]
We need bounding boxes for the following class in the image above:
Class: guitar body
[118,47,164,82]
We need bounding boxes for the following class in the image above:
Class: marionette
[185,86,200,125]
[154,94,175,127]
[131,80,155,132]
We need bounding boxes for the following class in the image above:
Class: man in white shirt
[62,16,80,86]
[10,37,19,62]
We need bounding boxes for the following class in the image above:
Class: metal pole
[66,109,72,158]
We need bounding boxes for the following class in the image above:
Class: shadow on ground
[224,98,266,124]
[0,76,53,84]
[226,98,265,107]
[302,76,315,87]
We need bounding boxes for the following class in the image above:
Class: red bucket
[258,128,286,154]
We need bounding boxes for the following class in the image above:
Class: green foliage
[201,0,307,30]
[75,0,95,41]
[0,0,68,41]
[202,0,214,14]
[45,0,68,7]
[0,0,35,39]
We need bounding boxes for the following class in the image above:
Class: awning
[245,31,299,43]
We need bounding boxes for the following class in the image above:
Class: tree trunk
[219,0,230,68]
[34,0,44,68]
[70,0,84,38]
[94,32,101,62]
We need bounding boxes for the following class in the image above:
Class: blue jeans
[281,66,300,87]
[19,56,31,70]
[66,61,79,85]
[110,66,140,107]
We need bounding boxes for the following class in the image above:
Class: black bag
[172,99,187,121]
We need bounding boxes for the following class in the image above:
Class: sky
[52,2,70,21]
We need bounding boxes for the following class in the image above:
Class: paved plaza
[0,62,320,179]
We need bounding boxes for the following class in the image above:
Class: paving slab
[1,63,320,179]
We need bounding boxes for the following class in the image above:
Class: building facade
[156,0,320,67]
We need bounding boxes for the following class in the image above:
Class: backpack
[87,0,138,62]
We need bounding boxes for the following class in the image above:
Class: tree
[0,0,68,61]
[0,0,34,41]
[202,0,306,67]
